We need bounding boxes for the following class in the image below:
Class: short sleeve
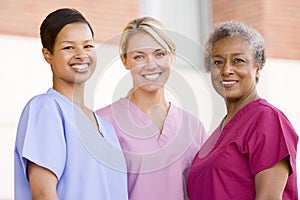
[197,121,208,147]
[183,118,207,168]
[247,109,298,175]
[189,120,207,156]
[15,96,67,180]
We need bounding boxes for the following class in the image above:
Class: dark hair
[40,8,94,53]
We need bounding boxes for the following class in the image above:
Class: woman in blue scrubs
[14,8,128,200]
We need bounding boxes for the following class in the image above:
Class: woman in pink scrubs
[96,17,206,200]
[187,21,298,199]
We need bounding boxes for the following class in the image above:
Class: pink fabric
[96,98,206,200]
[187,99,298,200]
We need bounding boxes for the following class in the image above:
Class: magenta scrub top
[188,99,298,200]
[96,98,206,200]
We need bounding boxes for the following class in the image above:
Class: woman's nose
[221,61,233,76]
[74,48,88,59]
[145,56,157,69]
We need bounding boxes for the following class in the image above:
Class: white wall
[1,34,300,199]
[0,35,52,199]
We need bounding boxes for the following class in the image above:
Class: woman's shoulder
[254,98,288,118]
[27,88,66,103]
[249,99,296,132]
[170,103,202,122]
[96,98,127,117]
[22,88,71,114]
[169,103,206,134]
[96,103,112,115]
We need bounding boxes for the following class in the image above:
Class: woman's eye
[213,60,223,66]
[134,55,144,60]
[84,44,94,49]
[156,52,165,58]
[63,46,74,50]
[234,58,244,63]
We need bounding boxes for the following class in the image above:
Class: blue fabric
[14,88,128,200]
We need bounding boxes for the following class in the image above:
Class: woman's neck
[52,80,100,130]
[127,88,169,132]
[223,92,260,128]
[127,88,168,112]
[53,81,85,108]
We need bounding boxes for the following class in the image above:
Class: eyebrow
[59,40,94,45]
[231,53,246,56]
[212,53,246,58]
[127,48,165,55]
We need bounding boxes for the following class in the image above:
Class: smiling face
[43,22,96,87]
[210,36,260,102]
[122,32,174,93]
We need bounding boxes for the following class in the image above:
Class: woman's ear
[170,51,176,66]
[255,63,261,81]
[42,48,52,64]
[121,54,131,70]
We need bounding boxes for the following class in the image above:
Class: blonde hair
[120,16,176,58]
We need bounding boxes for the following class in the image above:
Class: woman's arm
[27,161,59,200]
[255,157,289,200]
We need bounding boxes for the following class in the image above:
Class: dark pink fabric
[188,99,298,200]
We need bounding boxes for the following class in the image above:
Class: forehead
[55,23,93,42]
[127,32,163,52]
[212,36,252,55]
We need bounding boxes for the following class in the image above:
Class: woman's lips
[221,80,238,88]
[142,73,161,81]
[71,64,89,72]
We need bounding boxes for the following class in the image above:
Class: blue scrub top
[14,88,128,200]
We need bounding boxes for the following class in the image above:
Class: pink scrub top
[96,98,206,200]
[188,99,298,200]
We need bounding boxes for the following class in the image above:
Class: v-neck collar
[48,88,103,137]
[221,98,264,133]
[198,99,265,159]
[118,98,179,139]
[213,98,264,150]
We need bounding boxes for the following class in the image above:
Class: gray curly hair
[204,21,266,71]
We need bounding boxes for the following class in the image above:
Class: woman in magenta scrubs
[187,21,298,200]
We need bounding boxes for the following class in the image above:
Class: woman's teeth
[221,80,237,87]
[143,73,160,80]
[71,64,89,72]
